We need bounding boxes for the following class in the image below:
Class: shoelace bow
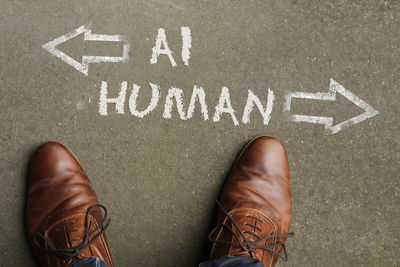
[208,200,294,261]
[32,204,110,260]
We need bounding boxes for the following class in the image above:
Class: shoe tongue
[48,214,87,250]
[44,206,103,250]
[32,206,111,267]
[46,212,103,260]
[225,201,277,261]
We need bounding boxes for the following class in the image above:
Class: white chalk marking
[129,83,160,118]
[163,87,186,120]
[150,28,177,67]
[42,23,130,76]
[284,78,379,134]
[242,89,274,125]
[181,27,191,66]
[99,81,128,116]
[186,86,209,120]
[213,87,239,126]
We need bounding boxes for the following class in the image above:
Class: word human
[99,82,275,126]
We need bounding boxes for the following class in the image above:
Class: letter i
[181,27,191,66]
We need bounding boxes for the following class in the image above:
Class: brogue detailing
[209,200,294,262]
[31,204,110,263]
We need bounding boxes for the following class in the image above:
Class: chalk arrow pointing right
[283,78,380,134]
[42,23,130,76]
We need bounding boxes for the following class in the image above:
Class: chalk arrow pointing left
[283,78,380,134]
[42,23,130,76]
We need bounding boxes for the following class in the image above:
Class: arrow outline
[283,78,380,134]
[42,23,130,76]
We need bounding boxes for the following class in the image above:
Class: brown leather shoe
[26,142,113,267]
[208,136,293,267]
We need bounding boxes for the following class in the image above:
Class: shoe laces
[32,204,110,260]
[208,200,294,261]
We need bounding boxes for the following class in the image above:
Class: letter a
[213,87,239,125]
[150,28,177,67]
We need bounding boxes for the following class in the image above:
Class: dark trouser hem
[199,256,265,267]
[68,257,109,267]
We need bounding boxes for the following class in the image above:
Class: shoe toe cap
[238,136,289,179]
[222,136,292,229]
[26,142,97,233]
[29,142,84,183]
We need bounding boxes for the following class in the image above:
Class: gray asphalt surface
[1,0,399,266]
